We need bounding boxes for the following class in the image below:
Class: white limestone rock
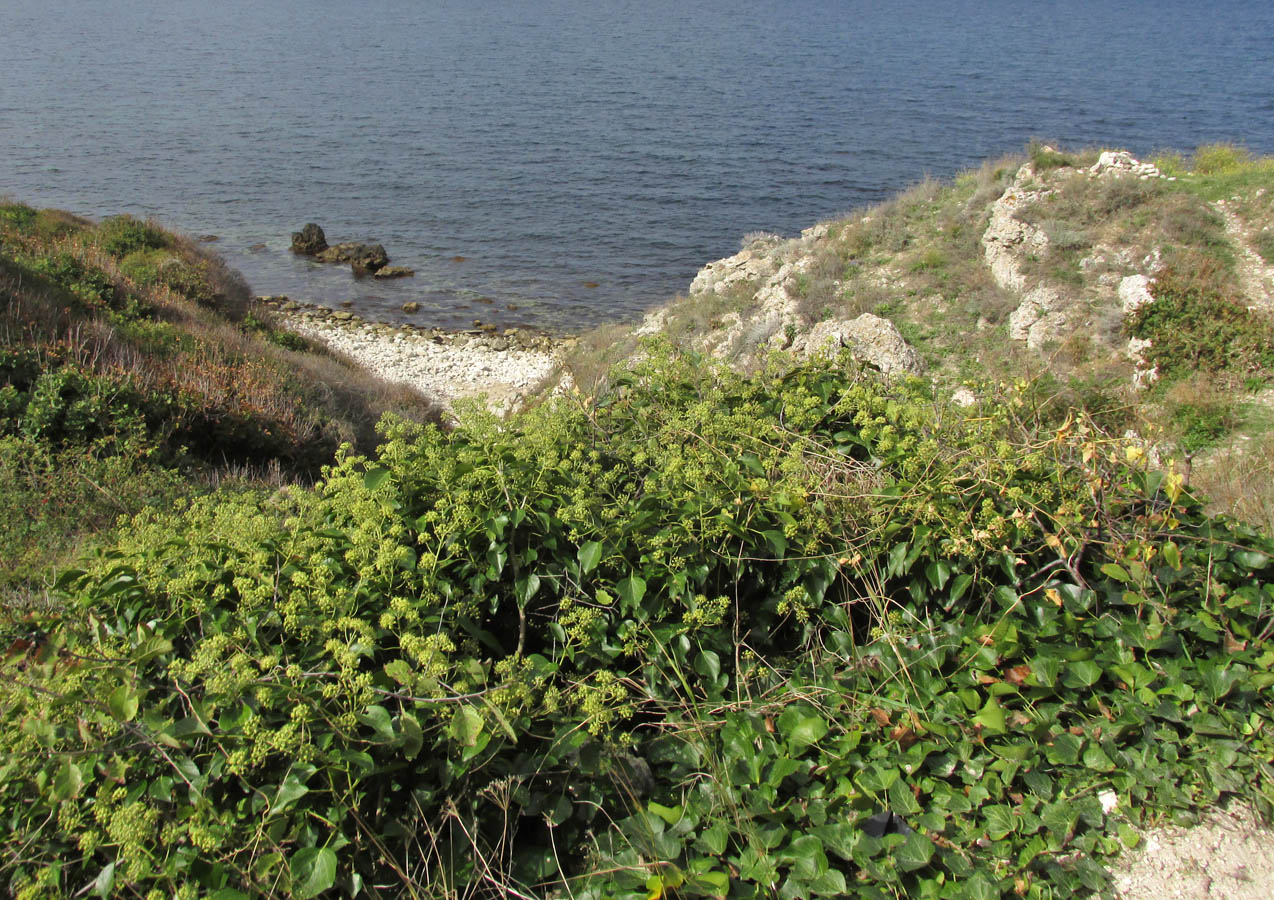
[803,313,924,377]
[1007,286,1068,349]
[1119,274,1155,315]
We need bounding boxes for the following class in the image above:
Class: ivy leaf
[886,779,922,816]
[1045,732,1083,766]
[517,573,542,605]
[693,649,721,682]
[450,705,484,747]
[811,823,859,862]
[887,542,910,577]
[806,867,848,895]
[948,573,974,606]
[963,872,998,900]
[290,847,337,900]
[779,707,829,754]
[577,541,603,574]
[973,697,1006,735]
[894,831,934,871]
[51,762,83,802]
[399,713,423,760]
[91,862,115,899]
[1082,743,1115,772]
[359,705,395,742]
[779,834,827,879]
[383,659,412,684]
[687,870,730,898]
[108,685,139,722]
[648,801,684,825]
[272,773,311,814]
[984,804,1016,840]
[363,466,391,491]
[1062,660,1102,688]
[617,575,647,611]
[698,820,729,855]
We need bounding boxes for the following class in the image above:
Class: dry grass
[1192,430,1274,534]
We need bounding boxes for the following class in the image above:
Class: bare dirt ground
[1109,801,1274,899]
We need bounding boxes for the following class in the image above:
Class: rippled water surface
[3,0,1272,330]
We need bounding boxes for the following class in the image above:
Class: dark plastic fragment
[862,809,914,837]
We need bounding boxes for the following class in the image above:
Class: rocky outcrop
[1007,286,1068,348]
[1119,274,1160,388]
[796,314,924,377]
[982,152,1172,353]
[1087,151,1166,180]
[982,165,1051,296]
[982,161,1073,349]
[293,225,400,275]
[290,223,328,256]
[688,233,786,296]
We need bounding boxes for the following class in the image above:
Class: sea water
[2,0,1271,331]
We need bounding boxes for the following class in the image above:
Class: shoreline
[257,296,570,415]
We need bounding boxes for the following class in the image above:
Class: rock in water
[374,266,415,279]
[313,242,390,273]
[290,223,328,255]
[349,244,390,275]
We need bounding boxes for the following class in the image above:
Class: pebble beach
[259,296,566,415]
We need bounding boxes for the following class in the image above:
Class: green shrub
[1127,264,1274,375]
[1028,142,1077,171]
[1150,150,1188,177]
[23,251,120,309]
[95,214,170,258]
[15,369,144,446]
[1192,143,1251,176]
[1171,399,1238,453]
[0,435,187,592]
[0,202,37,231]
[2,346,1271,899]
[35,209,90,240]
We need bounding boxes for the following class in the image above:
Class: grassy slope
[0,201,441,600]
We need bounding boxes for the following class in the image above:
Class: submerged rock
[374,266,415,279]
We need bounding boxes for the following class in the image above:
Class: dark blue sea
[2,0,1272,331]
